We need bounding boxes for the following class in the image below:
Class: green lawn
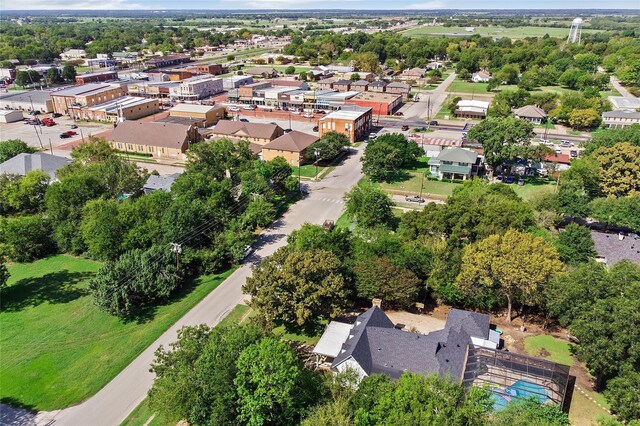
[512,179,557,201]
[447,79,492,95]
[292,164,325,179]
[120,398,175,426]
[0,255,233,411]
[271,65,312,73]
[524,335,575,366]
[402,25,603,39]
[335,210,352,230]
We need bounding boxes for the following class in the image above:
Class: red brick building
[75,70,118,84]
[345,92,402,116]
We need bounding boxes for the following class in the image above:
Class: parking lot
[0,113,113,151]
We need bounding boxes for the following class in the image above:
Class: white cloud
[2,0,143,9]
[402,0,445,8]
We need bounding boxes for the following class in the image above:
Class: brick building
[51,84,123,115]
[318,107,372,143]
[109,121,200,160]
[72,96,159,123]
[345,92,402,116]
[144,55,191,69]
[75,70,118,84]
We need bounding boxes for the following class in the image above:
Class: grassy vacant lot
[291,164,325,179]
[0,255,232,411]
[524,335,574,366]
[403,25,603,39]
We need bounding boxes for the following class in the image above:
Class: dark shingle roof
[211,120,282,140]
[331,306,491,381]
[591,231,640,266]
[263,131,318,152]
[109,121,191,150]
[143,173,181,192]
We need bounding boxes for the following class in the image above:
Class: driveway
[610,75,636,99]
[36,146,365,426]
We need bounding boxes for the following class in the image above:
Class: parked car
[59,133,71,139]
[228,106,239,112]
[405,195,425,203]
[242,245,253,260]
[242,105,256,110]
[52,113,62,118]
[291,110,301,115]
[570,150,578,158]
[394,111,404,116]
[428,120,438,126]
[517,178,525,186]
[315,110,326,114]
[312,125,319,132]
[263,108,273,112]
[555,148,562,155]
[303,113,314,118]
[495,175,504,183]
[504,175,514,184]
[401,125,409,131]
[70,124,78,129]
[240,118,249,122]
[59,130,77,138]
[560,140,574,147]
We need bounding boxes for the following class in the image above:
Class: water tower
[567,18,583,45]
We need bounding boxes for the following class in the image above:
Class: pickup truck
[405,195,425,203]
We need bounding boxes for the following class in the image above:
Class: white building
[471,72,491,83]
[455,100,490,119]
[60,49,87,61]
[608,96,640,111]
[602,110,640,128]
[0,109,24,123]
[169,75,223,101]
[222,75,254,90]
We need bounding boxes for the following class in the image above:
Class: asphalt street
[37,145,365,426]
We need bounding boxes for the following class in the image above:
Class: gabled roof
[351,80,369,86]
[211,120,282,140]
[368,80,387,87]
[0,152,71,179]
[109,121,191,149]
[404,67,425,77]
[333,79,351,85]
[386,82,410,89]
[603,110,640,119]
[143,173,181,192]
[244,67,278,75]
[436,147,478,164]
[263,131,318,153]
[513,105,547,119]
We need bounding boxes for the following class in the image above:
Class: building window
[148,146,153,153]
[127,144,133,150]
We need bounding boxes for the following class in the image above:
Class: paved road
[36,147,364,426]
[609,75,636,99]
[399,72,457,120]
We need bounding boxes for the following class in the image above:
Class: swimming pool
[490,380,549,411]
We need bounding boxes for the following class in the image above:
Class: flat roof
[0,90,52,103]
[608,96,640,110]
[312,321,353,358]
[170,103,221,114]
[77,70,118,78]
[88,96,156,113]
[322,108,371,120]
[52,83,117,97]
[351,91,402,103]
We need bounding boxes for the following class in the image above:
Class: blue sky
[6,0,640,9]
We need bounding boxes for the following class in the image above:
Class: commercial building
[0,109,24,123]
[602,110,640,128]
[109,121,200,160]
[169,75,223,101]
[318,107,372,143]
[223,75,254,90]
[262,131,319,166]
[144,55,191,69]
[206,121,284,145]
[127,81,180,99]
[75,70,119,84]
[454,100,489,119]
[332,79,351,92]
[243,67,279,78]
[345,91,402,116]
[186,64,227,76]
[112,52,140,64]
[0,90,53,113]
[60,49,86,61]
[168,104,226,127]
[51,84,124,115]
[72,96,160,123]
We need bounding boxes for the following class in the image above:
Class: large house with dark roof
[261,131,319,166]
[314,307,573,412]
[108,121,200,160]
[428,147,480,180]
[206,121,284,146]
[0,152,71,180]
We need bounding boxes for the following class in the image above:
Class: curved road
[36,148,365,426]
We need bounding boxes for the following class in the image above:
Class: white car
[242,105,257,110]
[560,140,574,147]
[242,245,253,260]
[303,113,314,118]
[228,106,239,112]
[291,110,301,115]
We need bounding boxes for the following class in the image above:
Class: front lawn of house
[0,255,232,411]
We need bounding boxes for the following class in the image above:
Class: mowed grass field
[403,25,603,39]
[0,255,232,411]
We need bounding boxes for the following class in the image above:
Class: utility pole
[170,243,182,270]
[419,171,425,200]
[48,138,53,155]
[33,125,44,149]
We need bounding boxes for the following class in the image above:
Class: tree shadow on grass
[0,271,93,312]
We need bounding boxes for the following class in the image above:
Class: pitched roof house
[143,173,181,194]
[262,131,319,165]
[0,152,71,180]
[513,105,547,124]
[428,147,479,180]
[207,120,284,145]
[472,71,491,83]
[244,67,279,78]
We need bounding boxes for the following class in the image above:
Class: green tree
[46,67,61,83]
[589,195,640,232]
[350,72,361,82]
[466,117,535,172]
[574,53,602,73]
[235,337,314,426]
[288,223,353,260]
[241,197,276,231]
[243,246,350,331]
[299,71,308,81]
[554,223,596,264]
[605,366,640,422]
[491,399,570,426]
[0,139,36,163]
[0,215,54,262]
[284,65,295,74]
[353,256,420,308]
[302,399,353,426]
[456,229,562,322]
[583,124,640,154]
[592,142,640,197]
[1,169,49,213]
[361,142,402,182]
[89,245,183,318]
[81,199,124,261]
[61,64,77,81]
[308,131,349,162]
[557,180,591,217]
[0,257,9,288]
[344,183,394,229]
[568,108,601,130]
